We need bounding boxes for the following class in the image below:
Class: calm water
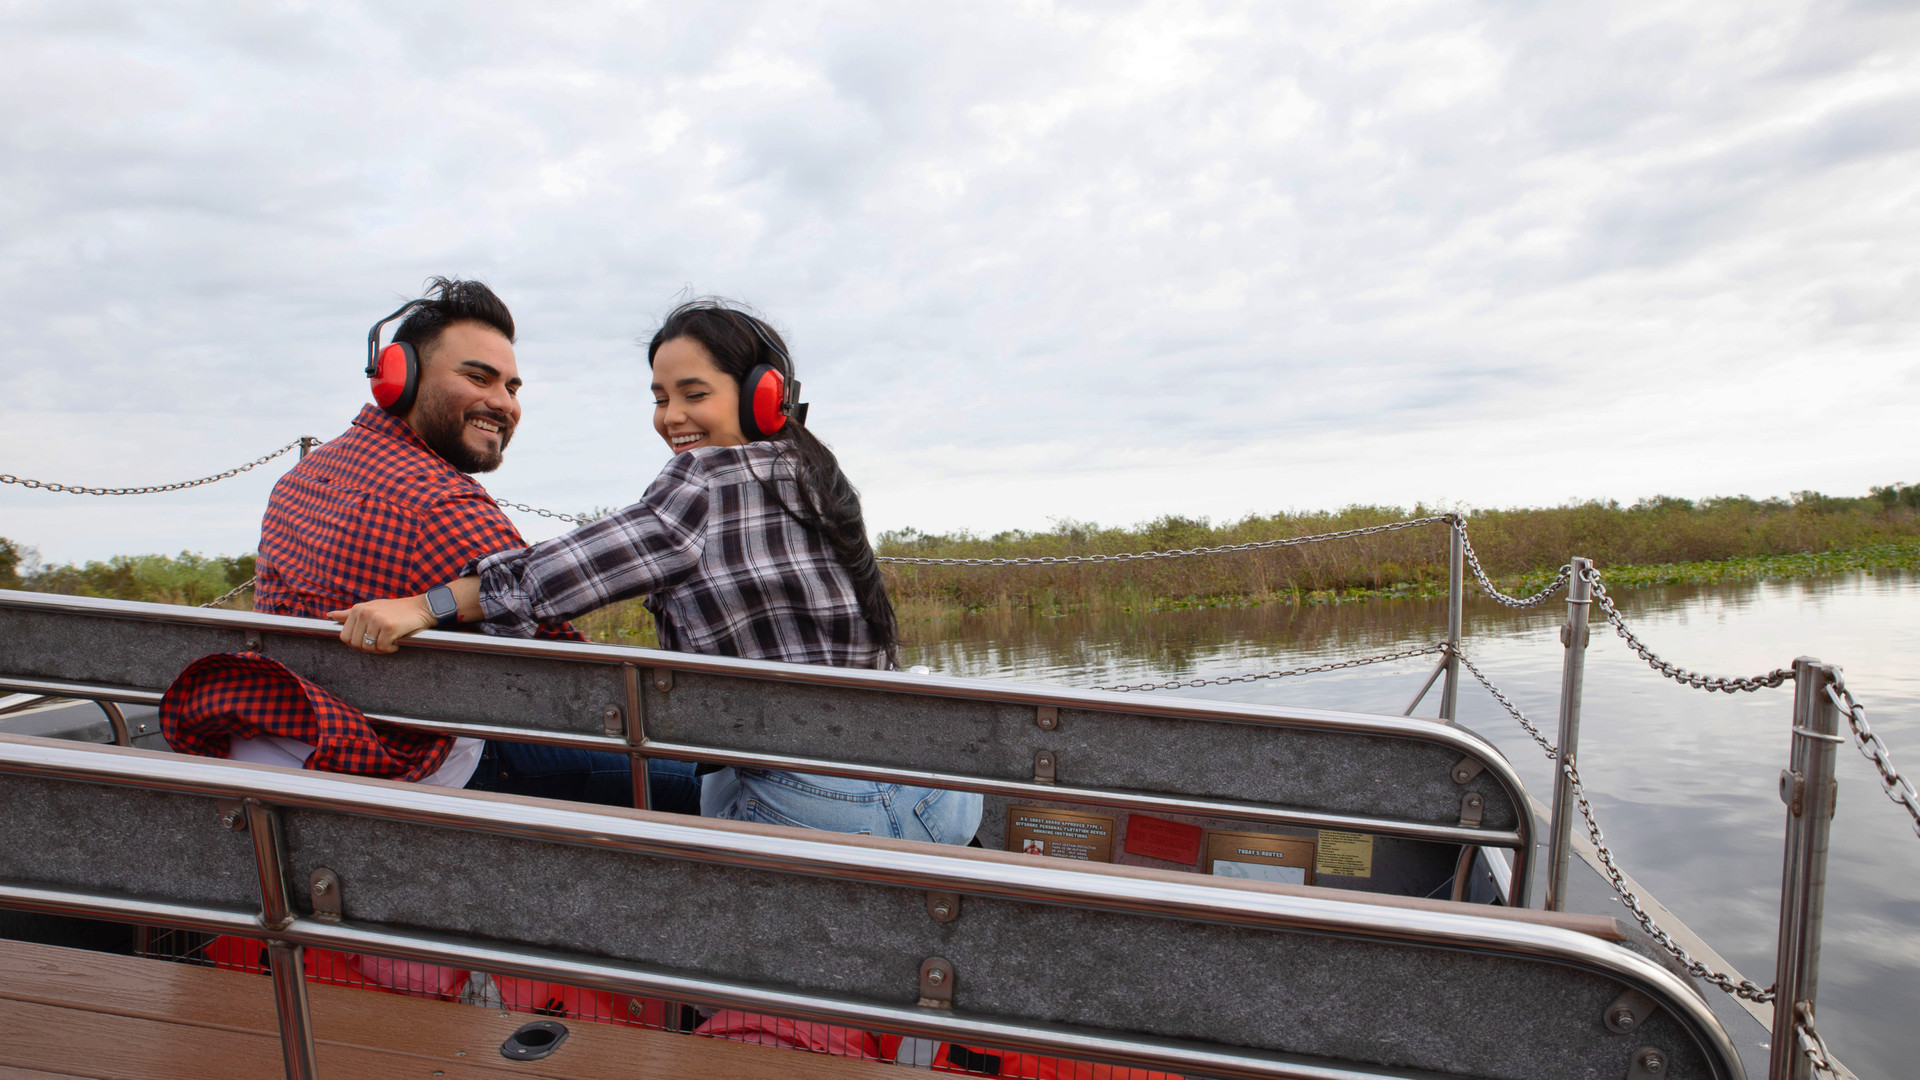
[901,573,1920,1080]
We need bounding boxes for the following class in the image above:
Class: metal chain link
[1453,519,1570,608]
[494,499,579,524]
[876,515,1453,567]
[199,578,256,609]
[1451,648,1557,757]
[1827,673,1920,840]
[1796,1002,1838,1077]
[1585,567,1795,693]
[1454,647,1776,1002]
[0,440,304,496]
[1091,643,1444,693]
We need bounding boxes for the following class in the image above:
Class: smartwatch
[425,584,461,629]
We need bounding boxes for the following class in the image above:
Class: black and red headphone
[737,313,809,439]
[365,298,431,416]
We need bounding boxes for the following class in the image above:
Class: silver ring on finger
[362,634,376,647]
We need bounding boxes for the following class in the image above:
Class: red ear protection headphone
[738,314,809,440]
[365,298,431,416]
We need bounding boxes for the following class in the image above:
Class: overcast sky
[3,0,1917,565]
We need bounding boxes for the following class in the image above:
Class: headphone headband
[365,297,432,416]
[737,311,804,426]
[365,298,429,377]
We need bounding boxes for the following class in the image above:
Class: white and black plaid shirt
[468,443,889,670]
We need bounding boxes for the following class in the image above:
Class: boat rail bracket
[1624,1045,1668,1079]
[309,868,342,923]
[1035,705,1059,731]
[215,800,248,832]
[1458,792,1484,828]
[926,891,960,923]
[650,668,673,693]
[918,957,955,1009]
[1603,988,1656,1034]
[1033,749,1057,785]
[1451,756,1485,784]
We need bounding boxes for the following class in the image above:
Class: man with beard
[244,277,697,810]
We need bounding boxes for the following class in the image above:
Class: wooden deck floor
[0,939,901,1079]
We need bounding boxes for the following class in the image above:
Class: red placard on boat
[1123,814,1203,865]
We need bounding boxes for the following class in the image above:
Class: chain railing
[1453,645,1778,1002]
[0,440,305,496]
[1459,534,1571,609]
[1585,567,1794,693]
[495,499,580,524]
[1828,673,1920,840]
[1796,1002,1839,1078]
[874,515,1454,567]
[199,578,256,609]
[1090,643,1444,693]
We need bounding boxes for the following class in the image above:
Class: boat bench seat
[0,734,1746,1080]
[0,590,1540,908]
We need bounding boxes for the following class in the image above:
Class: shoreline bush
[5,482,1916,636]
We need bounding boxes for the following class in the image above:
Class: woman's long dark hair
[647,299,900,667]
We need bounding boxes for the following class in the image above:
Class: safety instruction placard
[1315,830,1374,878]
[1005,806,1117,862]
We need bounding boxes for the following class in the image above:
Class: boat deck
[0,938,895,1080]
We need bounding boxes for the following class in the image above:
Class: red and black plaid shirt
[164,404,578,775]
[255,403,580,636]
[161,652,452,780]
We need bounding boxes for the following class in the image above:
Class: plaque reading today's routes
[1203,829,1318,886]
[1004,805,1118,862]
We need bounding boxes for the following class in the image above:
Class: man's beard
[413,388,512,474]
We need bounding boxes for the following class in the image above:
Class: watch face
[429,586,458,621]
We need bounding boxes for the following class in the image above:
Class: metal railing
[0,732,1747,1080]
[0,589,1541,906]
[1535,559,1919,1080]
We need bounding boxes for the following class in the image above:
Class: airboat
[0,516,1868,1080]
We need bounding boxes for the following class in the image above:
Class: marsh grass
[6,485,1916,637]
[875,492,1920,618]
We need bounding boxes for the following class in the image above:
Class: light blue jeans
[701,767,983,846]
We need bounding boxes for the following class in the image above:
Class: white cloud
[2,0,1917,562]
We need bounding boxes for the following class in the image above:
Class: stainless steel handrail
[0,733,1744,1080]
[0,589,1540,904]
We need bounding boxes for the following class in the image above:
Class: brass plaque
[1315,829,1374,878]
[1203,830,1317,886]
[1005,806,1118,862]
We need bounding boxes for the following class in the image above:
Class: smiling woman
[651,336,747,453]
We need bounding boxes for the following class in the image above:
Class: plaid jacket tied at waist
[160,651,452,782]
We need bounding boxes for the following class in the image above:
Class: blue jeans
[466,742,702,816]
[700,767,983,845]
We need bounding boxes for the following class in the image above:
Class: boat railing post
[1769,658,1840,1080]
[298,436,318,459]
[1544,555,1593,912]
[1438,514,1464,721]
[246,800,317,1080]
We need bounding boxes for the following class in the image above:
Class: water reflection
[901,572,1920,1080]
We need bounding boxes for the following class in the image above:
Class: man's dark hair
[392,277,515,362]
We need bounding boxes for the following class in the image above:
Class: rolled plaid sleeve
[468,452,712,637]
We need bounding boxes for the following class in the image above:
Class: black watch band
[425,584,460,629]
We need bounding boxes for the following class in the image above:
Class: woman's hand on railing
[327,596,435,654]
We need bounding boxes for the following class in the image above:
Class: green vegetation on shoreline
[876,485,1920,618]
[5,484,1918,642]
